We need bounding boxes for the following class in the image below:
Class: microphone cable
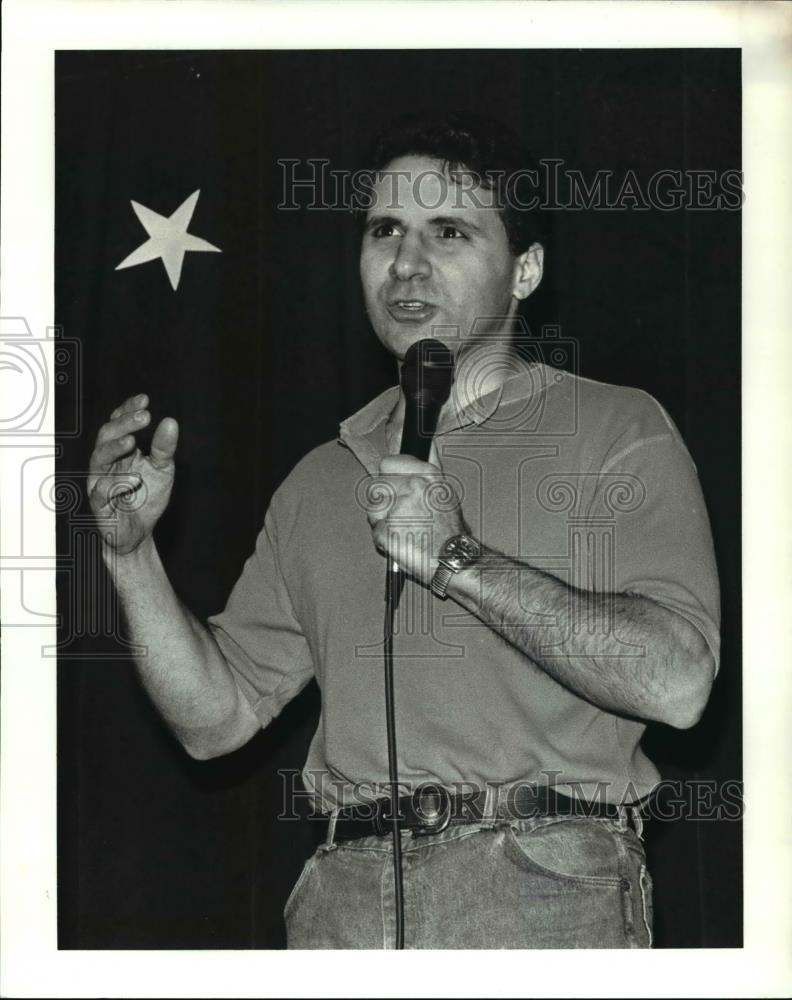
[383,562,406,949]
[381,339,454,950]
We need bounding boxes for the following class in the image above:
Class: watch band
[430,564,456,600]
[430,533,481,600]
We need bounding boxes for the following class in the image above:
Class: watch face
[441,534,481,568]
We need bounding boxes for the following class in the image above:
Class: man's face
[359,155,538,362]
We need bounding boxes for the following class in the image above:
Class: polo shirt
[207,363,720,810]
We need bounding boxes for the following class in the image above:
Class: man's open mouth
[387,300,438,321]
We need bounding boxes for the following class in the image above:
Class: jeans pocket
[283,852,319,923]
[504,819,625,886]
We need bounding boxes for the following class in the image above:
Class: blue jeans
[284,813,654,949]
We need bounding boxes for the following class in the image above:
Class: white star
[116,190,221,291]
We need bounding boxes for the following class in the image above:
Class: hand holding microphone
[366,339,465,587]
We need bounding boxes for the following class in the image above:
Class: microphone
[399,338,455,460]
[389,339,454,578]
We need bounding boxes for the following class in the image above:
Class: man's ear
[512,243,544,300]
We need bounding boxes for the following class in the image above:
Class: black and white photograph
[1,1,790,996]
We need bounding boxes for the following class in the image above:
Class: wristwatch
[430,533,482,599]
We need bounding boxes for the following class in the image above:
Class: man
[88,115,720,948]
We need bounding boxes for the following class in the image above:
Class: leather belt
[322,784,646,842]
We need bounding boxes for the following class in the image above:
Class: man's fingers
[89,433,138,473]
[380,455,439,475]
[97,407,151,445]
[109,393,148,420]
[371,519,390,554]
[149,417,179,468]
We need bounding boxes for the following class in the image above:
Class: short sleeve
[206,506,315,727]
[596,430,721,674]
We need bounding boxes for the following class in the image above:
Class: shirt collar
[339,364,552,474]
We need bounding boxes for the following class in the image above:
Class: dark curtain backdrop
[56,50,741,949]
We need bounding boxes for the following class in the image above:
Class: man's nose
[389,234,431,281]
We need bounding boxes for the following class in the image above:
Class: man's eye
[370,223,400,238]
[439,225,465,239]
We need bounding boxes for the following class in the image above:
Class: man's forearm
[104,535,259,758]
[447,547,715,729]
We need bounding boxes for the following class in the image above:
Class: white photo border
[1,1,790,996]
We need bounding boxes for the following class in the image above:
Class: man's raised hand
[88,393,179,555]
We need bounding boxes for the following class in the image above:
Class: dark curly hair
[356,112,545,255]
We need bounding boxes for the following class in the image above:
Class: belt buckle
[411,785,452,837]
